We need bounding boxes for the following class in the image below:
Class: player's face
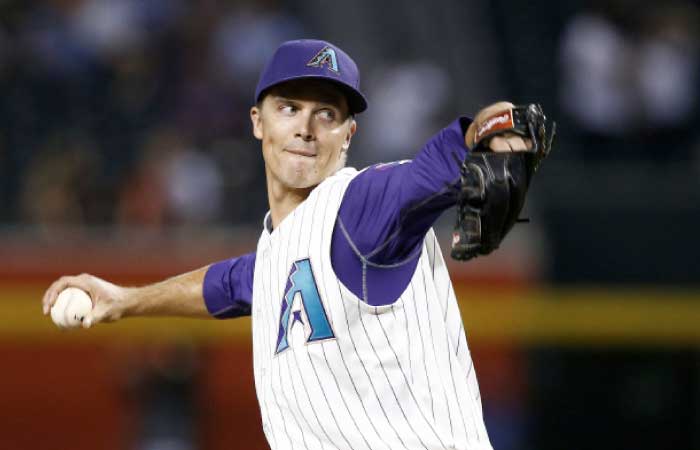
[250,79,357,191]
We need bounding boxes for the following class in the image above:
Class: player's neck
[266,178,313,229]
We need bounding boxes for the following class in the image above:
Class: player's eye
[279,104,297,115]
[317,109,335,121]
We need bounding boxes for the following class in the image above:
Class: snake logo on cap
[307,46,339,73]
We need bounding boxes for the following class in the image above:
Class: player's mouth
[284,148,317,157]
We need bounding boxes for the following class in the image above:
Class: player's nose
[294,110,315,141]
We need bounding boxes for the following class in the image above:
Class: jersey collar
[263,211,273,234]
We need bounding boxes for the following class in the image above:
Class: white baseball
[51,287,93,329]
[50,290,70,328]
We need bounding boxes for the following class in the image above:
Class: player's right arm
[41,252,256,327]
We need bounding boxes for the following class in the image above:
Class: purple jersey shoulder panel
[203,252,256,319]
[331,229,421,306]
[332,117,471,306]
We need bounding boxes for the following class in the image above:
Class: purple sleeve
[203,252,256,319]
[331,117,471,306]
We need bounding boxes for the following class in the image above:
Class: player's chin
[281,168,320,190]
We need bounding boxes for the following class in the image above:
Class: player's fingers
[44,276,81,314]
[488,135,533,152]
[42,274,95,315]
[82,296,107,329]
[42,280,57,313]
[41,288,51,315]
[42,277,72,315]
[86,301,112,328]
[488,136,511,152]
[506,136,529,151]
[82,312,93,329]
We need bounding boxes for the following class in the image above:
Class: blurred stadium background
[1,0,699,449]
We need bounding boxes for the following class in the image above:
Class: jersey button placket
[261,244,271,388]
[258,248,270,315]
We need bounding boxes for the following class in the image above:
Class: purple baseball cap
[254,39,368,114]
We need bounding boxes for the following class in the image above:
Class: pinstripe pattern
[251,168,493,450]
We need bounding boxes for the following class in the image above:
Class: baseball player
[42,39,554,450]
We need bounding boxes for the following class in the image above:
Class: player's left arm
[339,101,550,265]
[334,101,553,305]
[338,109,522,260]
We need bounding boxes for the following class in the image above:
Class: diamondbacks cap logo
[307,46,339,73]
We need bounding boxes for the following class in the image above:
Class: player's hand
[452,101,555,261]
[466,101,533,153]
[42,273,129,328]
[487,132,532,152]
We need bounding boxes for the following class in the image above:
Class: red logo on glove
[476,109,514,143]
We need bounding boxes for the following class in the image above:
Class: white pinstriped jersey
[251,167,493,450]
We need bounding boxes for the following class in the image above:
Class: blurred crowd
[0,0,307,231]
[558,0,700,161]
[0,0,469,234]
[1,0,699,237]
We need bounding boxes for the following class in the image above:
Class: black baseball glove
[450,103,556,261]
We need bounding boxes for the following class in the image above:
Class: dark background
[1,0,699,449]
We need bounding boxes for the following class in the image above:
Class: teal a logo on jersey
[275,258,334,354]
[307,46,339,73]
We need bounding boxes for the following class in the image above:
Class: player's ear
[250,105,263,140]
[341,118,356,151]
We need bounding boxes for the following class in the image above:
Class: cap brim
[257,75,367,115]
